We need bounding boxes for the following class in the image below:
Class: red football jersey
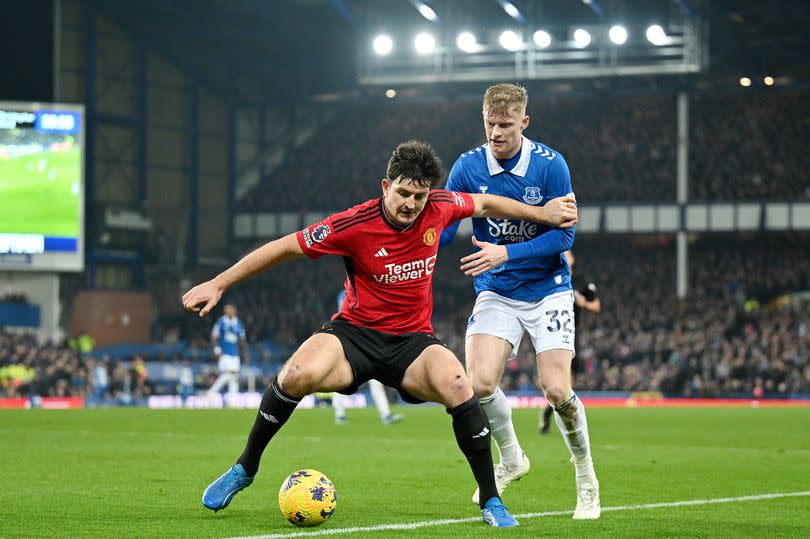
[296,190,475,334]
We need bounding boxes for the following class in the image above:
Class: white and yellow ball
[277,469,337,527]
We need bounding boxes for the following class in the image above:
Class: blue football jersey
[442,136,574,302]
[212,315,245,356]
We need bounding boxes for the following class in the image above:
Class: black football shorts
[314,318,447,403]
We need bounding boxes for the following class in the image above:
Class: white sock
[333,393,346,419]
[479,387,522,465]
[552,391,595,481]
[369,379,391,419]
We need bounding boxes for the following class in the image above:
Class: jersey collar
[485,136,532,177]
[378,197,417,232]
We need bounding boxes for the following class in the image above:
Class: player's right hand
[544,195,578,228]
[182,279,224,318]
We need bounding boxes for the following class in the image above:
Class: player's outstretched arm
[459,236,508,276]
[182,233,305,317]
[470,193,577,227]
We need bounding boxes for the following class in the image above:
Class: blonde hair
[483,83,528,117]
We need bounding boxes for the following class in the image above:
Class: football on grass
[278,469,337,527]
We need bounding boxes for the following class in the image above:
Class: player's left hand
[459,236,508,276]
[182,279,224,318]
[543,195,578,228]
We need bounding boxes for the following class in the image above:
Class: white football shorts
[218,354,241,373]
[466,290,575,359]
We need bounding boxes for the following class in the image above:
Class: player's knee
[543,382,571,406]
[278,363,314,397]
[470,376,499,398]
[437,373,473,406]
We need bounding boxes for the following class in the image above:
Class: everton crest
[522,186,543,205]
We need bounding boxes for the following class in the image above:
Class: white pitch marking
[220,490,810,539]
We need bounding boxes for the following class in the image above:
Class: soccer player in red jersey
[183,140,577,527]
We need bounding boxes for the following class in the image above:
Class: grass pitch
[1,406,808,538]
[0,147,81,236]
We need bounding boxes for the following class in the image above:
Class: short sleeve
[296,206,363,259]
[428,189,475,228]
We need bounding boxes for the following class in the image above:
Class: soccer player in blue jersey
[440,83,600,519]
[332,290,404,425]
[208,304,248,404]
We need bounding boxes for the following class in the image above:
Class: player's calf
[236,377,301,476]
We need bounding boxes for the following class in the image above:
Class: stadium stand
[240,95,677,209]
[240,89,809,208]
[5,232,806,400]
[5,88,810,402]
[690,91,810,201]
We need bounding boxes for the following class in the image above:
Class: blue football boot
[481,497,519,527]
[202,464,254,511]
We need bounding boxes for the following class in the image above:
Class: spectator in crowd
[3,234,808,400]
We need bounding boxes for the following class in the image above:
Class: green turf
[0,406,808,538]
[0,147,81,236]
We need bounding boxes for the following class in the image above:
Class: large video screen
[0,101,84,271]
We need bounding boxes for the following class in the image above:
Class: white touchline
[220,491,810,539]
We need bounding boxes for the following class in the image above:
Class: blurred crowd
[0,330,148,402]
[493,234,810,397]
[690,91,810,200]
[3,232,808,401]
[239,89,809,209]
[3,233,809,400]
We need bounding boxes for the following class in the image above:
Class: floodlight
[609,25,627,45]
[502,2,520,19]
[573,28,591,48]
[414,32,436,54]
[533,30,551,48]
[646,25,667,46]
[416,3,437,22]
[499,30,522,51]
[373,34,393,55]
[457,32,478,53]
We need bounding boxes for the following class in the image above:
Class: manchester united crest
[423,227,437,246]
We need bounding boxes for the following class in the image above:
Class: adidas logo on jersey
[374,247,390,257]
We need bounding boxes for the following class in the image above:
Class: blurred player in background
[332,289,404,425]
[541,250,600,434]
[440,83,600,519]
[207,304,248,403]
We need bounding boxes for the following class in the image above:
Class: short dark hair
[386,140,444,189]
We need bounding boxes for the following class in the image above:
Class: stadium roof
[95,0,810,102]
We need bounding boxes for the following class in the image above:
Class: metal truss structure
[359,21,707,86]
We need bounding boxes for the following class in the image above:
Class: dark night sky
[0,0,54,102]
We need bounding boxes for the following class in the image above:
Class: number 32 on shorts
[545,309,573,333]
